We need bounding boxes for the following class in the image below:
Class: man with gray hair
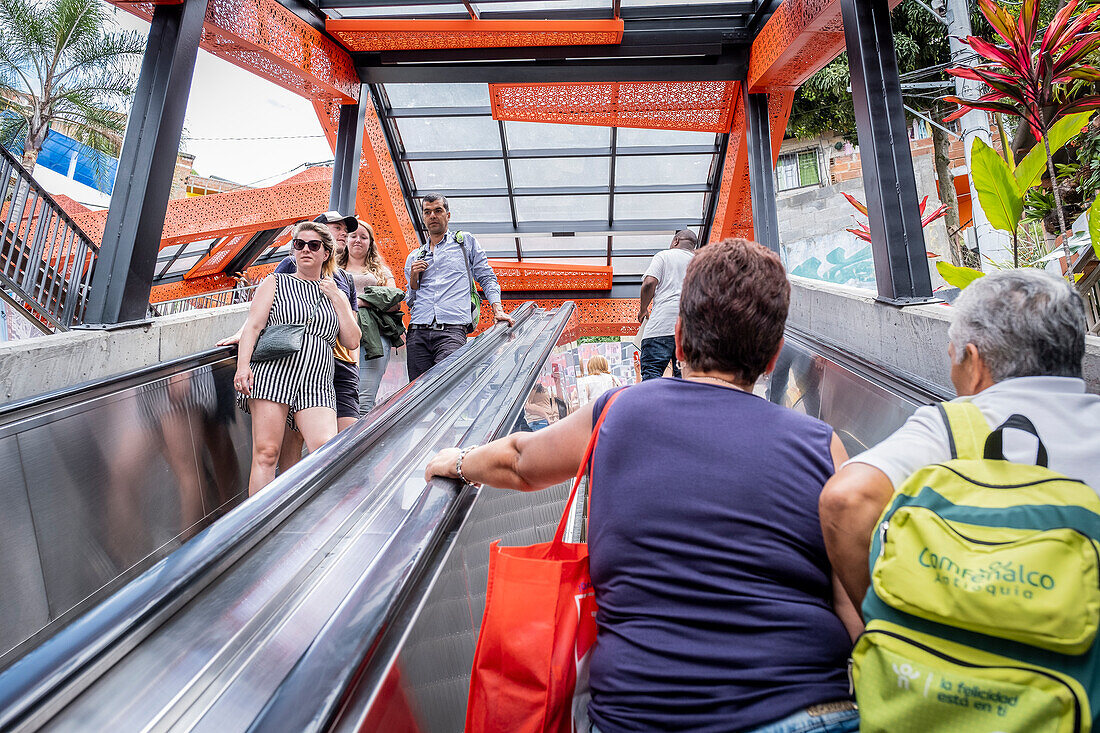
[820,269,1100,606]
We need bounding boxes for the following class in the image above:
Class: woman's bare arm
[426,402,595,491]
[826,432,864,640]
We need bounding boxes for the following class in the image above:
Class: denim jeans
[640,335,681,381]
[407,325,467,381]
[359,335,392,415]
[591,707,858,733]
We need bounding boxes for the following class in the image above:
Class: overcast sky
[109,5,334,187]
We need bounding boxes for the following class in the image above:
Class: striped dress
[247,274,340,415]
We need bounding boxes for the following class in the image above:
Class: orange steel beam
[327,18,623,53]
[709,86,794,244]
[748,0,904,92]
[110,0,358,104]
[488,81,738,133]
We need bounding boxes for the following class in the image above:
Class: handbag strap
[552,388,625,545]
[304,280,327,327]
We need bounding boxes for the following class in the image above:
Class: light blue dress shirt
[404,230,503,325]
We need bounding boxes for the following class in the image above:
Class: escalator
[0,303,950,731]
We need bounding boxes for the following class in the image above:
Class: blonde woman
[577,354,621,406]
[343,222,403,414]
[234,221,361,494]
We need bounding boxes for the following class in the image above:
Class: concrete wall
[788,276,1100,395]
[0,304,250,403]
[776,135,952,291]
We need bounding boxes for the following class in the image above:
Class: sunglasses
[292,238,324,252]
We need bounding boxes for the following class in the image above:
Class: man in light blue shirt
[404,193,513,380]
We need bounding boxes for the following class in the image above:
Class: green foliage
[936,261,986,289]
[0,0,145,172]
[788,0,950,141]
[1014,112,1095,189]
[972,138,1024,234]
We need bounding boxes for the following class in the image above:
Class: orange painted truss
[488,81,738,133]
[488,260,612,291]
[327,18,623,53]
[110,0,358,104]
[748,0,904,91]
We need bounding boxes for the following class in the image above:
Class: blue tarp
[2,112,118,194]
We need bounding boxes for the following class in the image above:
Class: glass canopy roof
[376,82,725,267]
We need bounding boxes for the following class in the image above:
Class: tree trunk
[1043,131,1074,272]
[931,110,965,266]
[20,146,39,176]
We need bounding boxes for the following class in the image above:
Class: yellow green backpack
[854,401,1100,733]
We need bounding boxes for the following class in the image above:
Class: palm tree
[0,0,144,178]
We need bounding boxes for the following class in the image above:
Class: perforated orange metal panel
[149,274,238,303]
[471,298,640,338]
[709,86,752,243]
[489,81,738,133]
[186,232,250,279]
[73,176,332,248]
[109,0,358,104]
[488,260,612,291]
[327,19,623,53]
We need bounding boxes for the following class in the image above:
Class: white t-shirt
[849,376,1100,490]
[578,373,621,406]
[642,248,695,339]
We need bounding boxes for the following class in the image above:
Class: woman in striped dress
[234,221,361,494]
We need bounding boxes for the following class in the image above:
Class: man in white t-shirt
[637,229,698,380]
[820,269,1100,606]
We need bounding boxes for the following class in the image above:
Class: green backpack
[454,231,481,333]
[854,401,1100,733]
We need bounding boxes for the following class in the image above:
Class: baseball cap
[314,211,360,232]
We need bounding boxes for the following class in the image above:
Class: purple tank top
[587,378,852,732]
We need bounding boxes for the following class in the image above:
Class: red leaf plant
[843,191,948,244]
[944,0,1100,263]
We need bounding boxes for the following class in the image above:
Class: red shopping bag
[465,391,622,733]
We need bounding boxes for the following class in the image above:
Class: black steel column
[744,88,780,254]
[841,0,933,304]
[329,89,367,214]
[84,0,208,325]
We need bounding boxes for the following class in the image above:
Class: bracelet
[455,446,478,486]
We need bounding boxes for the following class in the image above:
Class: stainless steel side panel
[0,360,252,669]
[36,307,568,732]
[0,435,49,656]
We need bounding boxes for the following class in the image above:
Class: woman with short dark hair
[427,238,861,733]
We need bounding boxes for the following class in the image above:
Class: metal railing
[0,144,99,331]
[148,284,258,317]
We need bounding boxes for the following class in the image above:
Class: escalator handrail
[0,346,236,430]
[0,303,539,730]
[247,302,577,733]
[783,325,952,404]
